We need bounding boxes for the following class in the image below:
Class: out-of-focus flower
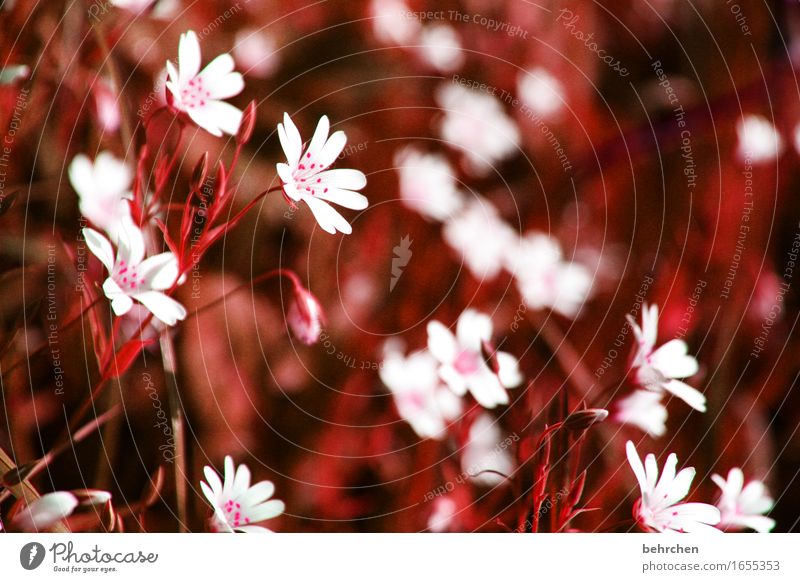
[394,146,463,221]
[69,152,132,240]
[72,489,113,506]
[504,232,592,318]
[287,286,324,345]
[626,441,721,533]
[234,28,280,78]
[615,390,668,437]
[93,79,121,133]
[443,200,516,279]
[462,413,515,486]
[627,304,705,412]
[11,492,79,532]
[427,309,522,409]
[427,496,458,532]
[711,468,775,533]
[379,345,462,439]
[200,456,285,532]
[518,68,565,118]
[371,0,420,45]
[436,83,520,175]
[277,113,368,235]
[110,0,156,12]
[166,30,244,137]
[83,216,186,325]
[0,64,30,84]
[417,24,464,72]
[736,115,783,163]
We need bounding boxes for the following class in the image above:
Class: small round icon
[20,542,46,570]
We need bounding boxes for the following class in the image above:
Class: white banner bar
[1,534,798,581]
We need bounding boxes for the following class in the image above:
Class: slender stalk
[159,331,188,532]
[530,311,596,400]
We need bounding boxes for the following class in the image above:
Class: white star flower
[394,146,463,221]
[615,390,668,437]
[427,309,522,409]
[518,68,566,119]
[627,304,705,412]
[166,30,244,137]
[379,344,462,440]
[711,468,775,533]
[200,456,285,533]
[69,152,133,240]
[626,441,720,534]
[436,83,520,175]
[443,200,516,279]
[504,231,593,318]
[83,216,186,326]
[276,113,368,235]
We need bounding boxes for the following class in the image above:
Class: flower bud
[563,408,609,431]
[236,101,257,145]
[287,286,324,345]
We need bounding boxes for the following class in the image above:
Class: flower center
[113,260,145,292]
[180,77,211,109]
[294,152,329,197]
[222,498,250,527]
[453,350,480,376]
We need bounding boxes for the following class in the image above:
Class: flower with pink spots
[277,113,368,235]
[711,468,775,533]
[166,30,244,137]
[200,456,285,533]
[83,216,186,326]
[626,441,720,534]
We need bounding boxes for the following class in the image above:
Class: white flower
[427,496,458,532]
[504,232,592,318]
[11,492,78,532]
[379,345,462,439]
[69,152,133,239]
[83,216,186,326]
[615,390,668,437]
[462,413,514,486]
[200,456,285,532]
[277,113,368,235]
[94,79,121,133]
[518,68,565,118]
[371,0,420,45]
[437,83,520,175]
[166,30,244,137]
[427,309,522,409]
[417,24,464,72]
[736,115,783,163]
[627,304,705,412]
[626,441,721,534]
[110,0,155,11]
[711,468,775,533]
[394,147,463,221]
[443,200,516,279]
[234,29,279,78]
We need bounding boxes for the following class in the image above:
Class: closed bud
[236,101,257,145]
[287,285,324,345]
[191,152,209,192]
[563,408,609,431]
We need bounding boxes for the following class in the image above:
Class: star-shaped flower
[628,304,706,412]
[427,309,522,409]
[83,216,186,326]
[711,467,775,533]
[166,30,244,137]
[68,152,133,240]
[277,113,368,234]
[200,456,285,533]
[626,440,720,534]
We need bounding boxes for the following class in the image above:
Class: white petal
[246,499,285,522]
[456,309,492,351]
[314,188,368,210]
[110,293,134,316]
[279,113,303,167]
[427,320,457,363]
[316,168,367,190]
[302,195,352,234]
[305,115,331,161]
[626,441,647,496]
[318,130,347,169]
[12,492,79,532]
[662,379,707,412]
[239,481,275,506]
[233,463,251,495]
[650,340,699,379]
[83,228,115,272]
[134,291,187,325]
[203,465,223,499]
[496,351,522,388]
[178,31,201,82]
[139,252,180,290]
